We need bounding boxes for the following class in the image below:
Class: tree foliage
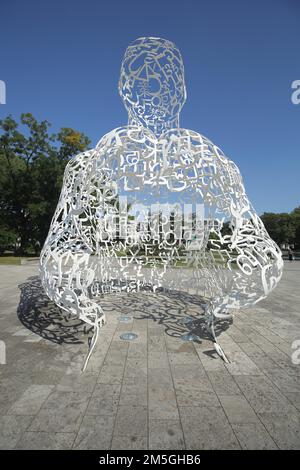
[261,208,300,249]
[0,113,90,254]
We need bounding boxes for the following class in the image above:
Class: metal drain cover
[120,332,138,341]
[180,333,198,342]
[178,317,194,325]
[118,315,132,322]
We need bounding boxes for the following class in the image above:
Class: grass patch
[0,256,22,265]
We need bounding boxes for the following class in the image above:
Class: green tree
[0,226,17,255]
[0,113,90,255]
[261,212,295,246]
[290,206,300,249]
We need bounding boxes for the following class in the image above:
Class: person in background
[288,247,294,261]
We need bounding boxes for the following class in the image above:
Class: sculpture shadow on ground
[17,276,232,347]
[17,276,93,345]
[99,287,232,343]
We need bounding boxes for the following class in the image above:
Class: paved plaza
[0,262,300,450]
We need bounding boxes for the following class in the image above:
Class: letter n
[0,80,6,104]
[0,340,6,364]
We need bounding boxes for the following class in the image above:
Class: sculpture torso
[44,122,275,298]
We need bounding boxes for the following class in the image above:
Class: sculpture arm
[39,149,105,328]
[40,150,93,272]
[40,127,131,318]
[210,146,283,309]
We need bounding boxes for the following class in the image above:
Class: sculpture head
[119,37,187,135]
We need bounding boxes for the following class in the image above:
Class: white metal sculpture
[40,37,283,369]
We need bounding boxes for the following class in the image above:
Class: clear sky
[0,0,299,215]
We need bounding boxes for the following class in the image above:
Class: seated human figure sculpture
[40,37,283,369]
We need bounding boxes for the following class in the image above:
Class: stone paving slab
[0,263,300,449]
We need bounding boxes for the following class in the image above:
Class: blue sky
[0,0,299,215]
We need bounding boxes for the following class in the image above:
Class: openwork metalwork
[40,37,283,369]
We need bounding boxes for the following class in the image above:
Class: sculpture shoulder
[95,125,157,150]
[63,126,142,171]
[171,128,241,173]
[63,126,157,177]
[65,148,94,173]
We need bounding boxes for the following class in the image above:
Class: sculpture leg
[40,268,106,372]
[75,298,106,372]
[81,307,105,372]
[205,302,230,363]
